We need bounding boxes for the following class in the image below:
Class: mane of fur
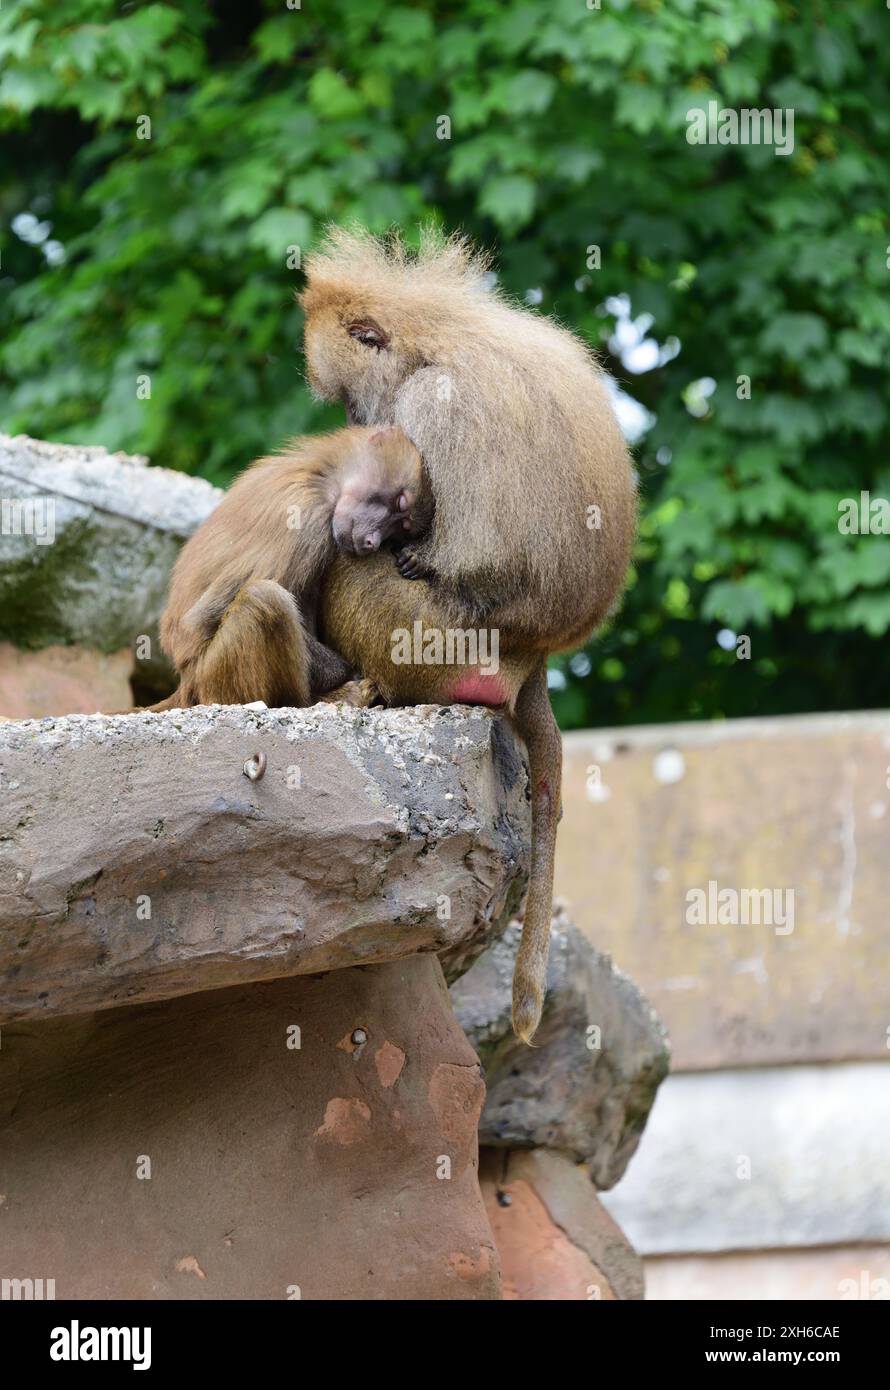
[302,224,492,309]
[301,227,636,630]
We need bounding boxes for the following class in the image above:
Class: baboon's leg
[186,579,312,707]
[304,632,355,696]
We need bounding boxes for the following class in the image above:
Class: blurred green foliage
[1,0,888,727]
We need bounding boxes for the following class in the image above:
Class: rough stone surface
[600,1061,890,1255]
[0,957,501,1300]
[557,711,890,1070]
[0,702,530,1024]
[0,432,220,652]
[452,901,669,1190]
[0,641,133,718]
[480,1148,644,1300]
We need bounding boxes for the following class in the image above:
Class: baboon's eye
[348,320,389,349]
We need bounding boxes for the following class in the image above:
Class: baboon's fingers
[395,547,426,580]
[319,677,382,708]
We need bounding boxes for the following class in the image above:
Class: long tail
[510,660,562,1043]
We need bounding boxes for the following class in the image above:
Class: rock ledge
[0,702,530,1023]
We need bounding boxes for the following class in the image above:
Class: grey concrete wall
[556,711,890,1070]
[600,1062,890,1256]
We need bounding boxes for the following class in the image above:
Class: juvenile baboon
[300,228,637,1042]
[154,425,432,710]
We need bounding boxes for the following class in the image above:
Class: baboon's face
[331,483,411,555]
[302,298,415,424]
[331,428,422,555]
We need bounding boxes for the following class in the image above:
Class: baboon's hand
[319,677,381,708]
[395,545,431,581]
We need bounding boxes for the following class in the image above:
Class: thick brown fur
[154,425,431,711]
[300,227,638,1042]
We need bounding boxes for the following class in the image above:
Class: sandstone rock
[452,901,669,1190]
[0,702,529,1024]
[0,641,133,718]
[0,957,501,1300]
[0,433,220,653]
[480,1148,643,1300]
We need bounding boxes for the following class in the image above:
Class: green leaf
[615,83,664,134]
[308,69,365,120]
[499,70,557,115]
[702,579,771,628]
[253,18,301,65]
[759,312,829,360]
[247,209,313,261]
[478,175,536,229]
